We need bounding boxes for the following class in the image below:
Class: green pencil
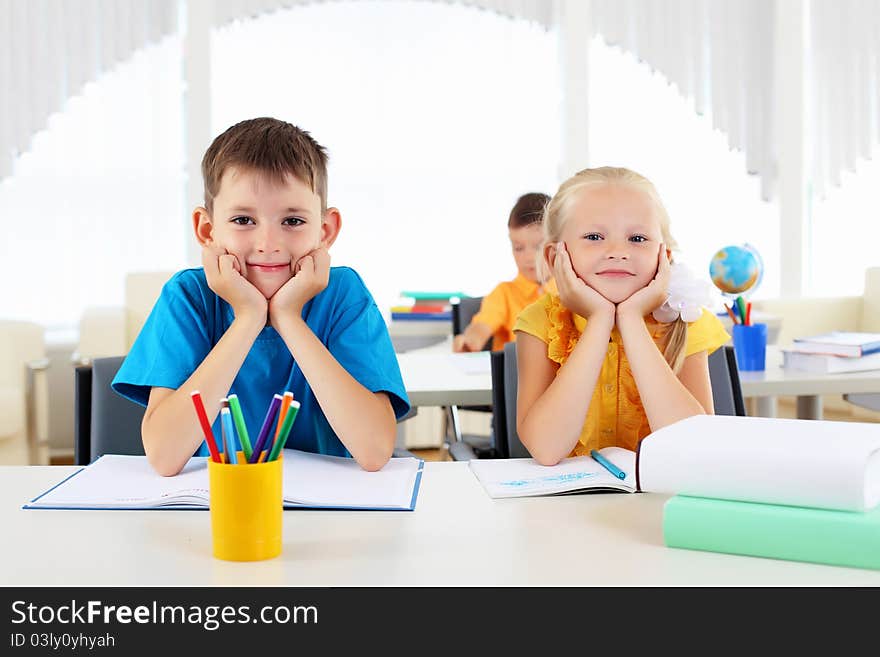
[267,401,300,462]
[227,394,253,461]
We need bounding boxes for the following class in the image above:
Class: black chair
[447,297,496,459]
[709,345,747,416]
[74,356,145,465]
[75,356,419,465]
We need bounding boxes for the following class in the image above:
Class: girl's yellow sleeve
[685,308,732,357]
[512,295,553,343]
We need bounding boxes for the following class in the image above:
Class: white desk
[740,347,880,419]
[398,344,880,420]
[398,344,492,407]
[3,463,878,586]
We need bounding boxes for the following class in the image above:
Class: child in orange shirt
[514,167,729,465]
[453,193,553,352]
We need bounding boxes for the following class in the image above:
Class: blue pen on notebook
[590,449,626,480]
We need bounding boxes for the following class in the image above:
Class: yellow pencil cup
[208,457,282,561]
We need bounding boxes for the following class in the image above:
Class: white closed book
[637,415,880,512]
[782,349,880,373]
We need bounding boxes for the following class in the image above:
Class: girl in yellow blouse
[514,167,729,465]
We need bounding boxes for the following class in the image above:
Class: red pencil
[191,391,221,463]
[746,302,752,326]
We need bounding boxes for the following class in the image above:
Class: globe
[709,244,763,296]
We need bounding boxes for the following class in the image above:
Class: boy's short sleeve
[685,308,731,357]
[112,270,213,407]
[512,295,552,344]
[470,283,508,331]
[326,270,411,421]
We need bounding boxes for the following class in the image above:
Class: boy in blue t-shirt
[113,117,410,476]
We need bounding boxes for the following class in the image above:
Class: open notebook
[24,449,424,511]
[469,447,637,499]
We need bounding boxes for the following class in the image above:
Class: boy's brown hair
[201,117,329,213]
[508,192,550,229]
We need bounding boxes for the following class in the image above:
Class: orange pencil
[746,302,752,326]
[274,391,294,442]
[724,303,740,325]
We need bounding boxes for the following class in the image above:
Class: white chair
[0,321,49,464]
[75,271,174,362]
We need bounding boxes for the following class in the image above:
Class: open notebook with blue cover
[24,449,424,511]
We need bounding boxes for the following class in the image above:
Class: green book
[400,291,466,300]
[663,495,880,571]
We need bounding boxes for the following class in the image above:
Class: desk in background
[398,345,880,421]
[740,346,880,419]
[3,463,878,586]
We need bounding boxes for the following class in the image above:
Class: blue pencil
[590,449,627,480]
[221,407,238,464]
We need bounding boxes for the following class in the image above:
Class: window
[0,37,186,328]
[588,38,780,302]
[211,1,560,315]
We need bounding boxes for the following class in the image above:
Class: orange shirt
[472,274,556,351]
[514,293,730,455]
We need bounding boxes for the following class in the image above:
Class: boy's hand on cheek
[202,246,267,323]
[616,242,670,323]
[268,246,331,323]
[553,242,615,321]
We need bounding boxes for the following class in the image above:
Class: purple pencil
[249,394,283,463]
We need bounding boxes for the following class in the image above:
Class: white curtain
[590,0,776,200]
[3,0,879,200]
[810,0,880,199]
[0,0,177,179]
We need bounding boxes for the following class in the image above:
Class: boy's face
[551,184,665,304]
[509,223,544,284]
[194,167,339,299]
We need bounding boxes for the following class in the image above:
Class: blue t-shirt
[112,266,410,458]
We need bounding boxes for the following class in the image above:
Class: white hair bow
[652,262,713,323]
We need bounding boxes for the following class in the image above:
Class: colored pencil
[724,303,740,325]
[274,391,294,443]
[221,407,238,464]
[227,394,253,461]
[268,400,300,462]
[190,391,221,463]
[249,394,283,463]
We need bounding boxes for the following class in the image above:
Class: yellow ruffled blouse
[513,293,730,456]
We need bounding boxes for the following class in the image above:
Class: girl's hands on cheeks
[616,242,670,322]
[553,242,615,322]
[201,246,267,323]
[268,246,331,325]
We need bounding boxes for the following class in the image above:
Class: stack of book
[782,331,880,373]
[390,290,464,321]
[638,415,880,570]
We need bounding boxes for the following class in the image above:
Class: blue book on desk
[23,451,424,511]
[391,312,452,321]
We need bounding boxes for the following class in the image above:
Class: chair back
[75,356,146,464]
[452,296,492,352]
[501,341,529,458]
[708,345,747,416]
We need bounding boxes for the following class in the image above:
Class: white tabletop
[739,346,880,397]
[3,464,878,586]
[398,343,880,411]
[398,341,492,407]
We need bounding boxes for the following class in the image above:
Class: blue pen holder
[732,323,767,371]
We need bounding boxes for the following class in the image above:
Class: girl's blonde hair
[540,166,688,373]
